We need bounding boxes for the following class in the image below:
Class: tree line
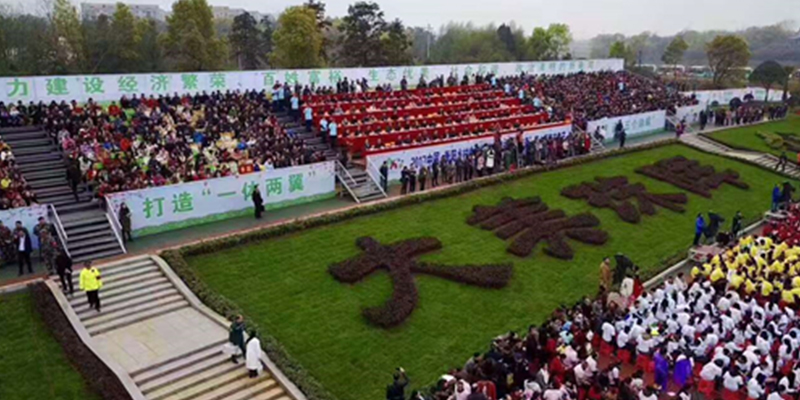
[0,0,575,76]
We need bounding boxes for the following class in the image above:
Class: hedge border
[29,283,133,400]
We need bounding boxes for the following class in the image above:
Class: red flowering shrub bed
[635,156,749,198]
[468,198,608,259]
[560,176,687,224]
[329,236,512,328]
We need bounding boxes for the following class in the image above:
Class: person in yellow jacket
[79,261,103,312]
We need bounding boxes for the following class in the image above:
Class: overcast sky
[3,0,798,39]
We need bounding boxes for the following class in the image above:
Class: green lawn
[0,292,100,400]
[187,144,785,400]
[705,115,800,159]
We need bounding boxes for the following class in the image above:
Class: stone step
[75,285,179,316]
[12,145,56,156]
[139,352,231,394]
[131,339,227,381]
[23,168,66,180]
[39,192,93,206]
[251,388,289,400]
[70,277,171,309]
[68,234,118,251]
[0,126,45,134]
[14,152,62,163]
[58,258,156,287]
[69,241,122,258]
[35,185,76,197]
[73,247,125,264]
[67,228,115,243]
[63,213,108,227]
[55,200,100,215]
[5,137,52,148]
[191,373,276,400]
[86,300,189,336]
[74,264,161,288]
[80,293,184,324]
[147,361,246,400]
[28,177,69,189]
[64,221,111,237]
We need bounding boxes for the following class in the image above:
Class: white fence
[0,59,625,103]
[587,110,667,140]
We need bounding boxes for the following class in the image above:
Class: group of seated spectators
[0,69,788,210]
[404,202,800,400]
[497,71,699,131]
[6,91,326,196]
[0,138,37,210]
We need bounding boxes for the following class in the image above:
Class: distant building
[211,6,265,22]
[81,2,168,21]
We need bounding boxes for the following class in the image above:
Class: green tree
[271,6,323,68]
[381,19,411,66]
[749,60,786,101]
[137,18,163,72]
[163,0,227,71]
[51,0,86,73]
[109,3,141,72]
[706,35,751,87]
[431,23,511,64]
[260,16,274,65]
[609,41,635,67]
[230,12,262,70]
[661,36,688,65]
[783,65,795,102]
[528,24,573,61]
[83,14,113,73]
[340,2,386,67]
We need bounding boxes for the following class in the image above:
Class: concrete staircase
[49,255,301,400]
[751,154,800,180]
[1,126,124,262]
[54,257,188,336]
[130,342,290,400]
[680,133,735,155]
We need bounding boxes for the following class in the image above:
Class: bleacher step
[86,301,189,336]
[69,277,170,308]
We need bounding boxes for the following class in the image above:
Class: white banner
[683,87,786,106]
[105,162,335,237]
[366,123,572,182]
[587,110,666,140]
[0,204,49,250]
[0,59,624,103]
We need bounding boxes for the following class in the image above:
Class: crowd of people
[496,71,699,131]
[0,69,789,210]
[0,139,37,210]
[698,105,790,131]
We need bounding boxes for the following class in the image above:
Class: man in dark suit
[14,221,33,276]
[379,161,389,194]
[252,185,264,219]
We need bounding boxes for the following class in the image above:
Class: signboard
[587,110,666,140]
[366,123,572,182]
[0,59,625,103]
[683,88,786,106]
[105,162,335,237]
[0,204,49,250]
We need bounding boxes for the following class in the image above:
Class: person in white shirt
[700,359,724,382]
[747,375,766,399]
[573,361,592,386]
[722,369,744,392]
[601,321,616,343]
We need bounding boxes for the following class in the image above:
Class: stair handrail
[334,160,361,204]
[363,162,388,198]
[105,202,127,254]
[48,204,71,259]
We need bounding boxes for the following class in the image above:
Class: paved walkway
[46,254,304,400]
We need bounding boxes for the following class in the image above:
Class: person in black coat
[379,161,389,194]
[14,221,32,276]
[66,159,82,202]
[400,167,409,195]
[252,185,265,219]
[55,249,73,295]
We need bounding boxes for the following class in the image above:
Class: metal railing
[49,204,71,259]
[105,202,127,254]
[334,160,361,203]
[364,163,388,198]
